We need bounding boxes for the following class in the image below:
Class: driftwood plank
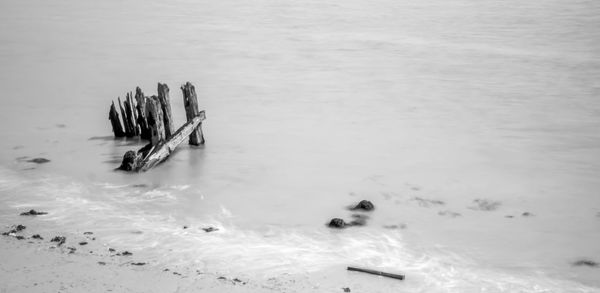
[108,101,125,137]
[137,112,206,171]
[347,267,405,280]
[181,82,205,145]
[157,83,174,138]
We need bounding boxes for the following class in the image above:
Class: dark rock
[4,224,27,235]
[31,234,43,240]
[15,224,26,232]
[50,236,66,246]
[163,268,170,272]
[202,227,219,233]
[108,248,116,252]
[118,150,140,171]
[522,212,533,217]
[20,209,48,216]
[98,261,106,265]
[15,235,25,240]
[79,241,88,245]
[573,259,598,267]
[131,262,146,266]
[351,200,375,211]
[217,276,227,280]
[328,218,346,228]
[67,247,76,254]
[183,226,188,229]
[121,251,132,256]
[233,278,243,283]
[27,158,50,164]
[342,288,351,292]
[83,232,93,235]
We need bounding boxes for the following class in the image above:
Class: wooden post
[124,92,139,136]
[118,97,135,137]
[135,87,151,140]
[145,95,166,146]
[109,101,125,137]
[157,83,174,138]
[181,82,205,145]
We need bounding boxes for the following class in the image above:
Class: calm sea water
[1,0,599,291]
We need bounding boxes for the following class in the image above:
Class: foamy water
[1,0,600,291]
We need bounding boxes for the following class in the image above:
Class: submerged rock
[50,236,66,246]
[342,288,351,292]
[202,227,219,233]
[328,218,346,228]
[20,209,48,216]
[573,259,598,267]
[27,158,50,164]
[118,150,141,171]
[31,234,43,240]
[351,200,375,211]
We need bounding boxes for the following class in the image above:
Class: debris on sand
[2,224,27,236]
[328,218,347,228]
[350,200,375,211]
[438,210,461,218]
[50,236,66,246]
[469,199,501,211]
[202,227,219,233]
[413,197,444,207]
[573,259,598,267]
[20,209,48,216]
[26,158,51,164]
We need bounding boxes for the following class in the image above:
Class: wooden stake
[124,92,139,136]
[157,83,174,138]
[145,95,166,146]
[347,267,405,280]
[108,101,125,137]
[118,97,135,137]
[134,87,151,140]
[181,82,205,145]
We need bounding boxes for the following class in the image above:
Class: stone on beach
[26,158,50,164]
[351,200,375,211]
[328,218,346,228]
[50,236,66,246]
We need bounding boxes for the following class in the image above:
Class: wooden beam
[347,266,405,280]
[181,82,205,145]
[145,95,166,145]
[118,112,206,172]
[134,87,151,140]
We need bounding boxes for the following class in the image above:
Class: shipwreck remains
[108,82,206,172]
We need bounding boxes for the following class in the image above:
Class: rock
[4,224,27,235]
[15,235,25,240]
[183,226,188,229]
[27,158,50,164]
[79,241,88,245]
[342,288,351,292]
[131,262,146,266]
[20,209,48,216]
[202,227,219,233]
[352,200,375,211]
[120,251,132,256]
[217,276,227,280]
[31,234,43,240]
[573,259,598,267]
[522,212,533,217]
[98,261,106,265]
[50,236,66,246]
[108,248,116,252]
[328,218,346,228]
[67,247,76,254]
[83,232,93,235]
[118,150,141,171]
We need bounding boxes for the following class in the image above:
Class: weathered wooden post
[135,87,151,140]
[181,82,205,145]
[118,97,135,137]
[124,92,139,136]
[145,96,166,146]
[157,83,174,138]
[109,101,125,137]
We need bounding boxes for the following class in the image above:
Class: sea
[1,0,599,292]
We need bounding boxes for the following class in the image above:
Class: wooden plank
[108,101,125,137]
[125,92,139,136]
[347,267,405,280]
[181,82,205,145]
[157,83,174,138]
[118,97,135,137]
[137,112,205,171]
